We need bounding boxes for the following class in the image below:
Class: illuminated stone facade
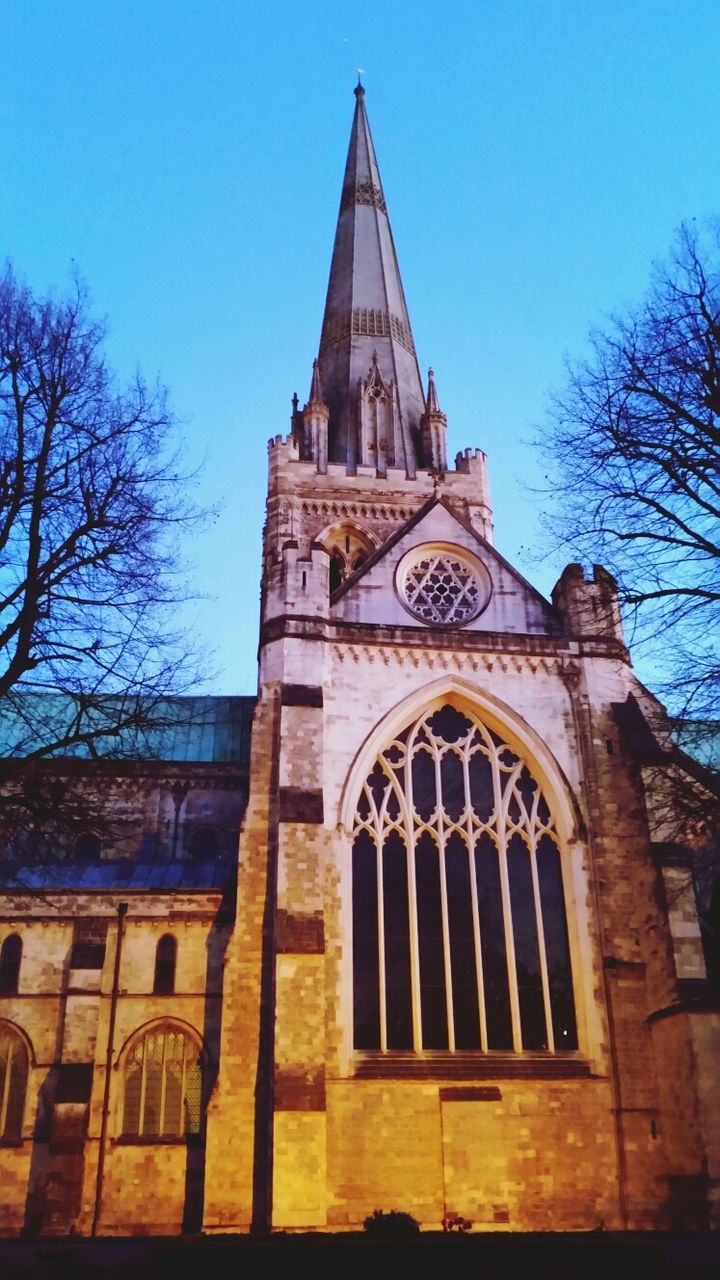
[1,87,719,1236]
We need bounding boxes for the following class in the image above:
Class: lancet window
[351,703,578,1054]
[122,1024,202,1138]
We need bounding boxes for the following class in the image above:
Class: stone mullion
[0,1040,12,1135]
[435,743,455,1053]
[138,1037,148,1136]
[495,751,523,1052]
[402,743,423,1054]
[463,745,488,1053]
[527,826,555,1053]
[375,821,387,1054]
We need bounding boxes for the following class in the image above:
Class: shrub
[362,1209,420,1237]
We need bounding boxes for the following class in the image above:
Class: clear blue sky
[2,1,718,693]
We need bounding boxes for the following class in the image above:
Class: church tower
[202,86,719,1234]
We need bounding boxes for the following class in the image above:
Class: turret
[302,359,329,473]
[420,368,448,473]
[552,563,625,642]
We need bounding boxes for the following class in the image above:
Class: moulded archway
[339,675,582,844]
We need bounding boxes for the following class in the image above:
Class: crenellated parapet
[552,562,625,642]
[262,537,330,626]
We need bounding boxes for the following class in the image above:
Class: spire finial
[308,357,324,405]
[355,70,365,98]
[426,367,441,413]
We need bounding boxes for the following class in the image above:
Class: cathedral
[0,85,718,1237]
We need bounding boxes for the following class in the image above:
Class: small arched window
[0,935,22,996]
[352,702,578,1055]
[188,826,222,860]
[154,935,177,995]
[122,1025,202,1139]
[75,833,102,859]
[329,552,345,594]
[0,1024,29,1142]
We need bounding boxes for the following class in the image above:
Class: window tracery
[351,703,578,1055]
[0,1023,29,1142]
[322,523,376,592]
[397,546,489,626]
[122,1024,202,1139]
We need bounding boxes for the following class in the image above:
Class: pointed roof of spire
[317,85,426,471]
[426,367,442,414]
[307,358,324,406]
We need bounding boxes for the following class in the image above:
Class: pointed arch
[339,675,582,844]
[344,683,583,1056]
[118,1018,204,1139]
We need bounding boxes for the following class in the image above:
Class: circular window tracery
[396,544,490,626]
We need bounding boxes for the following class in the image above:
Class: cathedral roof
[317,83,426,470]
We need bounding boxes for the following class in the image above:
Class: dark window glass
[537,837,578,1049]
[415,833,448,1049]
[516,767,537,818]
[188,827,222,859]
[386,788,400,822]
[507,835,547,1049]
[469,751,494,822]
[445,833,481,1049]
[329,552,344,593]
[411,748,436,822]
[367,762,388,810]
[154,935,177,995]
[70,918,108,969]
[507,792,523,825]
[382,832,413,1049]
[474,834,513,1049]
[0,935,22,996]
[440,750,465,822]
[75,832,101,858]
[428,704,472,744]
[352,832,380,1049]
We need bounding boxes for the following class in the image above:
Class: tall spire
[317,84,426,474]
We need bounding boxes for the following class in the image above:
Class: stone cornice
[260,613,630,666]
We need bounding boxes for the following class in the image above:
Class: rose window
[397,545,489,625]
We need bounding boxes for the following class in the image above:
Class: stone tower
[199,85,719,1233]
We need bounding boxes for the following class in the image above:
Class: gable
[330,498,559,636]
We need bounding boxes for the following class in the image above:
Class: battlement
[552,562,624,642]
[454,447,488,474]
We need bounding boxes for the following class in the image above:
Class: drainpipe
[91,900,128,1236]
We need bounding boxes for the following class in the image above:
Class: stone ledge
[352,1054,593,1080]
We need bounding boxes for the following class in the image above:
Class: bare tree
[0,265,206,866]
[540,223,720,921]
[541,222,720,724]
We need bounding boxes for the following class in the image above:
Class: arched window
[329,551,345,593]
[74,833,102,858]
[122,1024,202,1139]
[0,1024,29,1141]
[153,935,177,995]
[0,935,22,996]
[187,826,222,860]
[352,702,578,1055]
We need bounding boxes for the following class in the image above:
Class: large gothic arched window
[351,703,578,1055]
